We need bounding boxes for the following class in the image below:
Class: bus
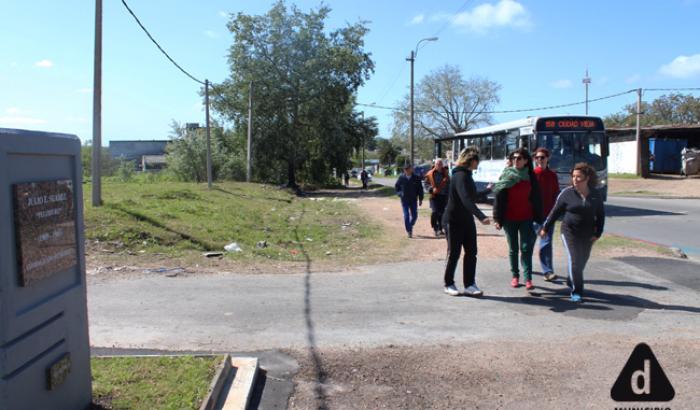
[434,116,609,201]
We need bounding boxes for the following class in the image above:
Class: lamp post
[407,37,438,167]
[582,68,591,115]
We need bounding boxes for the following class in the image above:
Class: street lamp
[407,36,438,166]
[582,68,592,115]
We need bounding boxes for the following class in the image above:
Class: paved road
[88,256,700,352]
[605,196,700,259]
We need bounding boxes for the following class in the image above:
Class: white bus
[435,116,609,200]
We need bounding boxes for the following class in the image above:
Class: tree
[376,138,400,166]
[81,141,120,179]
[211,1,374,188]
[604,93,700,127]
[391,65,501,161]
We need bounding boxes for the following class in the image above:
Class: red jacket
[424,167,449,199]
[534,166,560,216]
[504,180,534,221]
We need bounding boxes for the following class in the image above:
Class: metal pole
[408,50,415,166]
[91,0,102,207]
[635,88,642,176]
[361,111,365,170]
[582,68,591,116]
[246,80,253,182]
[205,79,212,188]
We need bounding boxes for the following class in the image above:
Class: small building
[607,124,700,177]
[108,140,170,170]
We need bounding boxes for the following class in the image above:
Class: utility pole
[635,88,643,177]
[205,79,212,189]
[407,50,415,167]
[361,111,365,171]
[91,0,102,207]
[582,68,591,115]
[246,80,253,182]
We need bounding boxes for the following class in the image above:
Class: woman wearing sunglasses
[539,163,605,303]
[493,148,544,291]
[532,148,560,282]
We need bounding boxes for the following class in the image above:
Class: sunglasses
[534,156,547,160]
[511,156,526,161]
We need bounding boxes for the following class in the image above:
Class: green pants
[503,220,536,280]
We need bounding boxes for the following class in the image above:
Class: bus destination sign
[537,117,604,131]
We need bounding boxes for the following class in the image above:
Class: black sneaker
[543,272,557,282]
[407,231,412,238]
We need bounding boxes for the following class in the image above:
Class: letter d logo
[611,343,675,402]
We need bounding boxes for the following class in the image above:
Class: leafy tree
[376,138,400,166]
[391,65,500,161]
[211,1,374,188]
[604,93,700,127]
[81,141,120,178]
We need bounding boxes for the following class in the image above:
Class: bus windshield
[536,131,606,172]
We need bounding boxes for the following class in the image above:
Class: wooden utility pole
[205,79,212,189]
[91,0,102,206]
[246,81,253,182]
[635,88,642,177]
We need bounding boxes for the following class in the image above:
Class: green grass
[91,355,220,410]
[84,180,380,261]
[552,224,671,256]
[608,173,640,179]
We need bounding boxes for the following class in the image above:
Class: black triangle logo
[611,343,675,402]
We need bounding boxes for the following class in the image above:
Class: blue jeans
[533,222,554,274]
[401,200,418,233]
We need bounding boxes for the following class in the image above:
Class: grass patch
[84,180,381,262]
[91,355,220,410]
[608,173,640,179]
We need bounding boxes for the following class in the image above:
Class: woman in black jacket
[540,162,605,303]
[442,148,491,297]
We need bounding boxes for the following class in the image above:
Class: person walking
[423,158,450,237]
[395,164,424,238]
[360,169,369,190]
[343,171,350,188]
[532,148,560,282]
[443,149,491,297]
[493,148,543,291]
[540,162,605,303]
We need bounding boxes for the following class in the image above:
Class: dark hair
[534,147,550,158]
[571,162,598,188]
[509,147,533,173]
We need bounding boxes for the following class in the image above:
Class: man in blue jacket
[395,164,424,238]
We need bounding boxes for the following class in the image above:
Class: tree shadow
[293,202,329,409]
[108,203,217,251]
[304,186,395,199]
[604,203,684,218]
[213,186,293,204]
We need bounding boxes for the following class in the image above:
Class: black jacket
[493,171,544,225]
[542,186,605,238]
[443,166,487,224]
[395,173,424,204]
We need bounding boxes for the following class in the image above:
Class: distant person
[540,162,605,303]
[442,148,491,297]
[394,164,424,238]
[532,148,560,282]
[493,148,543,291]
[343,171,350,188]
[360,169,369,190]
[423,158,450,237]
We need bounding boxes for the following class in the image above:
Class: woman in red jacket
[533,148,560,282]
[493,148,543,291]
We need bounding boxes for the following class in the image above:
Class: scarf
[493,166,529,193]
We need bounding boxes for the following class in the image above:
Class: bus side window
[492,134,505,159]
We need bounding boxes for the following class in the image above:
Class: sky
[1,0,700,146]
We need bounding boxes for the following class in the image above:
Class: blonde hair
[456,146,480,167]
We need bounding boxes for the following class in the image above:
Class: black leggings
[444,220,478,287]
[560,226,594,296]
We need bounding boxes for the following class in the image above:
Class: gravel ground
[288,337,699,409]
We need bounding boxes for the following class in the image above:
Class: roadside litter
[224,242,243,252]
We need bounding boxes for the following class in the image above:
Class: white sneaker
[444,285,460,296]
[464,285,483,297]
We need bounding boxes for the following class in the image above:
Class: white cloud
[34,59,54,68]
[625,74,642,84]
[409,14,425,25]
[218,11,228,18]
[6,107,21,115]
[204,30,218,39]
[550,79,572,89]
[77,88,92,94]
[65,116,88,124]
[446,0,531,33]
[0,116,47,126]
[659,54,700,78]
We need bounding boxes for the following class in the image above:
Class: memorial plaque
[46,353,72,391]
[12,179,77,286]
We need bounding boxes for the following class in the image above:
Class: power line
[357,89,637,115]
[120,0,205,85]
[644,87,700,92]
[432,0,472,38]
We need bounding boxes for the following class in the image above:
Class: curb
[220,357,260,410]
[200,354,233,410]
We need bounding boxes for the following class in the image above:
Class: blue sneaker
[570,294,582,303]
